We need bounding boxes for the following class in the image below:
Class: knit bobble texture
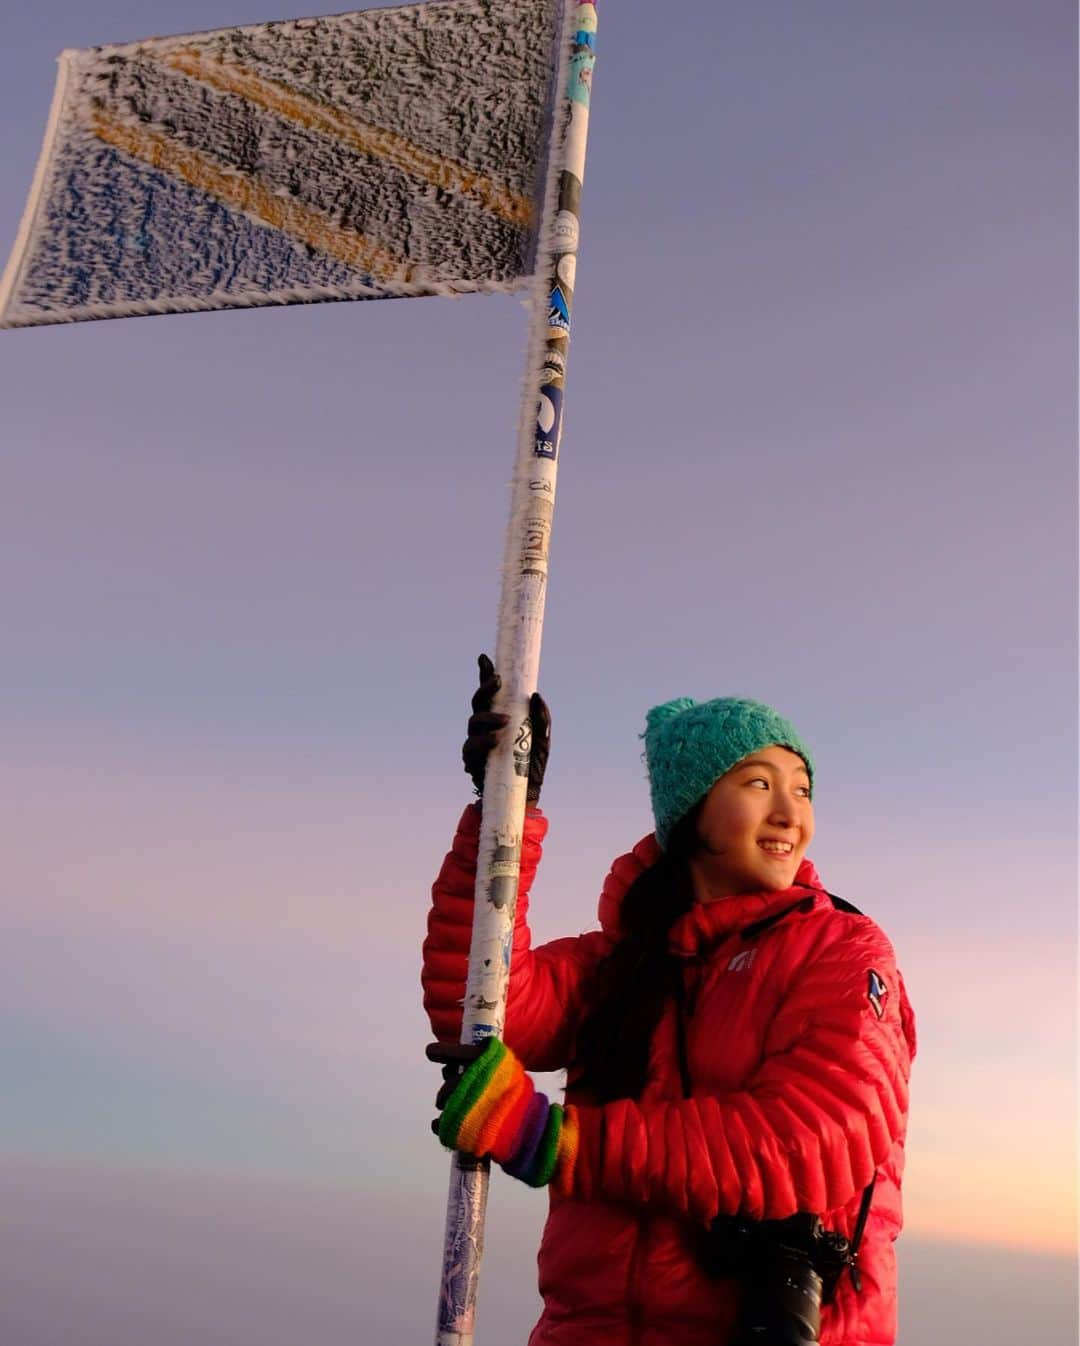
[645,697,696,730]
[643,696,814,849]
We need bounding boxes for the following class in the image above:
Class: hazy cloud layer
[1,1161,1076,1346]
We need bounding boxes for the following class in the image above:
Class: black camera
[700,1211,853,1346]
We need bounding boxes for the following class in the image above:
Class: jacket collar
[596,833,825,958]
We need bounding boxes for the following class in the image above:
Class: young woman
[423,661,916,1346]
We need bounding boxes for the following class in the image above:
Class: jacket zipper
[626,1210,649,1346]
[626,958,710,1343]
[625,964,702,1344]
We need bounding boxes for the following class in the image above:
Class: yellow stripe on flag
[163,47,535,228]
[90,108,414,284]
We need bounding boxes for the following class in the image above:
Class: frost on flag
[0,0,564,328]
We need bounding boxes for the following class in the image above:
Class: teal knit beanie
[643,697,814,850]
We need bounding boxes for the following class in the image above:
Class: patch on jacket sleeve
[867,969,888,1019]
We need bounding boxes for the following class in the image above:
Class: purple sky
[1,0,1076,1342]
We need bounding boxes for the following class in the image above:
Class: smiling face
[687,744,815,902]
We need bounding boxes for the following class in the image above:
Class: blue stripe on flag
[19,141,371,316]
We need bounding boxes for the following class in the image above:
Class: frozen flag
[0,2,600,1338]
[0,0,566,328]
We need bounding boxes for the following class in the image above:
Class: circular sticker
[543,348,567,377]
[537,390,557,434]
[551,210,579,253]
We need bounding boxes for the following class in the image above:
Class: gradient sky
[1,1,1076,1343]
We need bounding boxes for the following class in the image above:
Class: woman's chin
[692,850,802,900]
[752,862,799,892]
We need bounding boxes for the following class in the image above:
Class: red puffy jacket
[423,806,916,1346]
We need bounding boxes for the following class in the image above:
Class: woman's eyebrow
[733,758,810,777]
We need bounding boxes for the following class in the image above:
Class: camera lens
[730,1252,823,1346]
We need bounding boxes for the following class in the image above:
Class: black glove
[462,653,550,805]
[425,1040,485,1135]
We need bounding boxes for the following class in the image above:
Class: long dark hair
[571,803,704,1102]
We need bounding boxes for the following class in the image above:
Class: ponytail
[571,803,703,1102]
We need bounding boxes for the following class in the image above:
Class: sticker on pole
[0,0,564,328]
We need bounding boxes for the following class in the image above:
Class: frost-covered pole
[434,4,597,1343]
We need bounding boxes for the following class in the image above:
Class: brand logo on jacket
[867,969,888,1019]
[727,949,757,973]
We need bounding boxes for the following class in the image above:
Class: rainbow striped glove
[434,1038,578,1191]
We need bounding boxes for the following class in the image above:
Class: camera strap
[845,1172,877,1294]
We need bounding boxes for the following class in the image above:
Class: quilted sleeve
[569,918,916,1224]
[421,804,608,1071]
